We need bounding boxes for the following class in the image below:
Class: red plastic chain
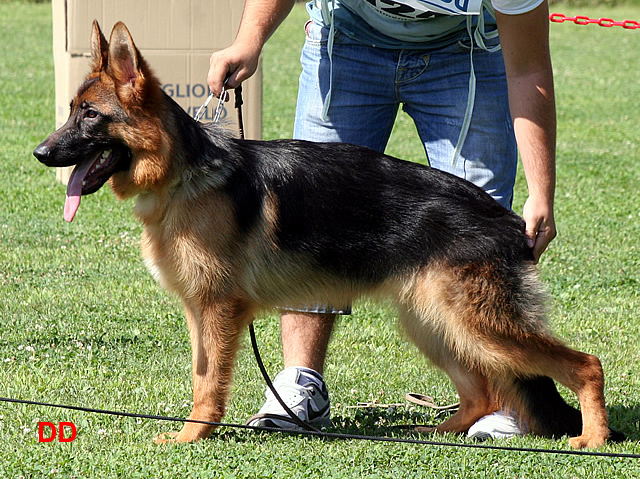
[550,13,640,30]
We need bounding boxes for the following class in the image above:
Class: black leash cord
[2,396,640,459]
[234,84,245,141]
[235,85,316,433]
[248,323,320,432]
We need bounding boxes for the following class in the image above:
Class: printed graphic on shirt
[363,0,482,18]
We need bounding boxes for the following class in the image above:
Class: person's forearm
[234,0,297,51]
[496,3,557,258]
[497,4,556,205]
[208,0,296,94]
[510,72,556,205]
[509,70,557,260]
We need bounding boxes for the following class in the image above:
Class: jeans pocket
[304,19,328,45]
[456,35,501,53]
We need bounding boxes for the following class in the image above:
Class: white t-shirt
[312,0,545,47]
[492,0,543,15]
[346,0,543,19]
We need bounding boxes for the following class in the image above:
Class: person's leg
[281,311,336,375]
[250,20,400,429]
[288,20,401,370]
[400,36,517,209]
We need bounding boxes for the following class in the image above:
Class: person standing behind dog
[207,0,557,438]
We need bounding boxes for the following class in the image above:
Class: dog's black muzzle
[33,142,54,165]
[33,134,82,168]
[33,117,89,168]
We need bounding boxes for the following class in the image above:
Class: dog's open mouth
[64,148,128,222]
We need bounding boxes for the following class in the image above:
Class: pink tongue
[64,159,97,222]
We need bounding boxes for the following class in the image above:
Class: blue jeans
[294,20,517,209]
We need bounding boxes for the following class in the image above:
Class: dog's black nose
[33,143,51,163]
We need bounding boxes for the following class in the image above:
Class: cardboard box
[52,0,262,183]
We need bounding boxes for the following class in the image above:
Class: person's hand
[207,43,261,99]
[522,195,556,262]
[206,0,295,98]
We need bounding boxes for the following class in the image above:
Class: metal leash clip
[193,78,228,123]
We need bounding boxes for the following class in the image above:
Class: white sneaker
[467,410,523,441]
[247,367,331,430]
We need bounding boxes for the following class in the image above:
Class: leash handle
[234,85,245,140]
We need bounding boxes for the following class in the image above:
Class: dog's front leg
[155,298,254,444]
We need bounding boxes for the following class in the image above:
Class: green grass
[1,1,640,477]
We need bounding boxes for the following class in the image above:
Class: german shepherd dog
[34,21,617,449]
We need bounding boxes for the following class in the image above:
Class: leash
[231,84,318,432]
[234,84,245,140]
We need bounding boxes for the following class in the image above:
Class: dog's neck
[130,96,238,226]
[133,189,168,224]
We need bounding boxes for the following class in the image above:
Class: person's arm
[207,0,296,97]
[495,1,557,261]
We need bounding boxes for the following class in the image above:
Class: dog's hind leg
[431,362,497,434]
[519,343,609,449]
[155,298,255,444]
[397,307,496,434]
[429,261,611,448]
[396,264,609,448]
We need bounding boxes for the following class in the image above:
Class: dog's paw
[568,434,607,449]
[154,424,213,444]
[154,431,179,445]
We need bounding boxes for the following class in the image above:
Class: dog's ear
[90,20,108,73]
[107,21,146,92]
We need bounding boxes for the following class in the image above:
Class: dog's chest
[134,188,248,300]
[135,194,186,294]
[140,226,174,291]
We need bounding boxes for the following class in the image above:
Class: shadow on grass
[212,404,640,448]
[609,405,640,441]
[330,406,442,436]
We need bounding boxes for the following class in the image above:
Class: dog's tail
[511,376,625,441]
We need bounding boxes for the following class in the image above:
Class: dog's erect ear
[107,21,144,90]
[90,20,108,73]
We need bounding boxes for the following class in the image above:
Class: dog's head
[34,21,172,222]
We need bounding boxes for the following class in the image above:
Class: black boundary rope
[1,396,640,458]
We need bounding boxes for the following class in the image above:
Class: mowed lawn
[1,1,639,477]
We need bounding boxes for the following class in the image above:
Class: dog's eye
[86,109,99,119]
